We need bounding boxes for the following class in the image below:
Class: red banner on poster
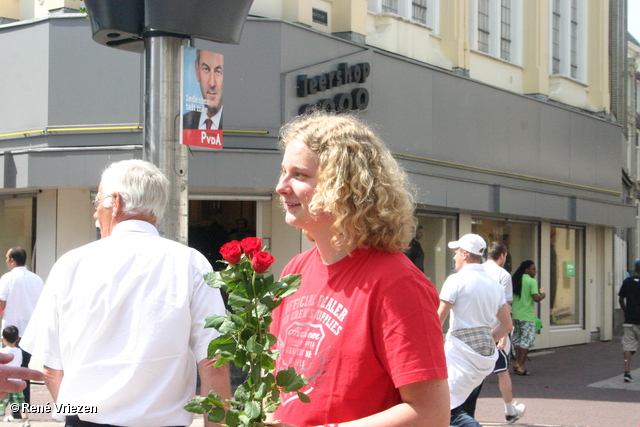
[182,129,223,149]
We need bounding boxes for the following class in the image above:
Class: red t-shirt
[271,247,447,426]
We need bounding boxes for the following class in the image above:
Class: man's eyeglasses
[92,195,113,209]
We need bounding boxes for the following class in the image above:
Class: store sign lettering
[296,62,371,114]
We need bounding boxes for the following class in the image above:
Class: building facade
[0,0,635,349]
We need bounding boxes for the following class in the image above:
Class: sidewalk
[475,337,640,427]
[16,338,640,427]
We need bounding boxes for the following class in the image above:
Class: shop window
[549,225,584,326]
[471,217,538,274]
[406,214,457,291]
[188,200,257,270]
[0,197,36,275]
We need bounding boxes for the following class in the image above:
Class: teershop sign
[296,62,371,114]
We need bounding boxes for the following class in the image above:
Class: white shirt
[197,106,223,129]
[0,346,22,368]
[0,266,44,336]
[439,263,506,331]
[21,220,225,426]
[483,260,513,302]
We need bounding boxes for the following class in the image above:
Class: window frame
[548,0,586,82]
[468,0,522,65]
[369,0,439,30]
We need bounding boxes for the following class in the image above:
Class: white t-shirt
[0,266,44,336]
[0,346,22,368]
[21,220,225,426]
[439,263,506,331]
[483,260,513,303]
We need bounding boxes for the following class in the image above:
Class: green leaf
[265,333,277,348]
[204,271,226,289]
[219,319,239,334]
[262,274,274,289]
[229,313,245,327]
[255,304,271,318]
[277,274,302,297]
[213,351,234,367]
[207,335,235,358]
[228,292,251,309]
[276,367,308,392]
[244,401,262,420]
[238,414,252,427]
[234,383,251,402]
[260,353,275,371]
[233,351,247,368]
[225,408,240,427]
[206,390,224,407]
[254,380,268,399]
[264,388,281,413]
[220,269,244,283]
[264,372,276,389]
[207,406,226,423]
[204,314,227,330]
[184,397,208,414]
[297,391,311,403]
[245,335,264,354]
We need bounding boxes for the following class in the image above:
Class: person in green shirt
[511,260,545,375]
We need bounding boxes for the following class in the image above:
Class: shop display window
[549,225,584,326]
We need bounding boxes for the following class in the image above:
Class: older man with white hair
[21,159,230,427]
[438,234,512,427]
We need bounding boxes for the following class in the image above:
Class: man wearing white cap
[438,234,513,427]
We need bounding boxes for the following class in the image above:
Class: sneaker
[20,419,29,427]
[624,372,633,382]
[2,416,18,423]
[505,401,526,424]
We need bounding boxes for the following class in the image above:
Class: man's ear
[111,193,123,218]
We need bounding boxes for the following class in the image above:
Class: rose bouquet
[185,237,308,426]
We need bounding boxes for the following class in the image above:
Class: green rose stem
[185,239,309,427]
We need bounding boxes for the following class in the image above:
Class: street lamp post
[143,34,190,243]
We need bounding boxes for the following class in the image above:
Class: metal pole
[143,34,190,244]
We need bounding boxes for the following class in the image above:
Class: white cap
[448,234,486,256]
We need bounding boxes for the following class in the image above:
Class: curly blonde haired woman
[269,112,450,427]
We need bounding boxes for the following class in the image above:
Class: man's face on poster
[195,50,224,118]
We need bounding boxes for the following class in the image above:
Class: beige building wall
[366,15,452,69]
[468,54,524,93]
[522,0,549,96]
[0,0,20,20]
[331,0,367,36]
[438,0,469,71]
[56,187,96,258]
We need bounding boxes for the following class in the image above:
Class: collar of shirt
[198,106,223,129]
[111,220,159,237]
[459,263,485,273]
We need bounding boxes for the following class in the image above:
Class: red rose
[220,240,242,264]
[240,237,263,259]
[251,251,275,273]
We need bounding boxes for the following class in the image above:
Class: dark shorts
[493,348,509,373]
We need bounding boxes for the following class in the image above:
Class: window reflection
[471,218,538,275]
[407,215,457,292]
[550,226,583,326]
